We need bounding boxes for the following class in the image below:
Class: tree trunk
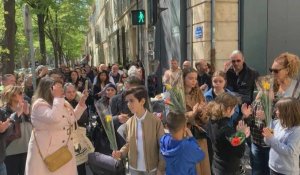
[58,43,63,65]
[52,41,58,68]
[37,13,47,65]
[1,0,16,74]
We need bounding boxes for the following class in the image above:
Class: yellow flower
[165,84,172,91]
[105,115,112,123]
[262,80,270,91]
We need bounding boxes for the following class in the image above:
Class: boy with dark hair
[160,111,205,175]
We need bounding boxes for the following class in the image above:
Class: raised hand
[22,100,30,115]
[255,104,265,120]
[236,120,250,137]
[51,83,64,98]
[16,100,24,117]
[78,89,88,107]
[241,103,252,118]
[0,119,11,133]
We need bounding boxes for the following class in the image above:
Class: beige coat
[120,111,165,172]
[25,98,86,175]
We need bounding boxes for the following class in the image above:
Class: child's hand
[244,126,250,138]
[262,127,273,139]
[112,150,121,159]
[241,103,252,118]
[192,103,199,114]
[236,120,250,137]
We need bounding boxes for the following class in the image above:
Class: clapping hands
[262,127,273,139]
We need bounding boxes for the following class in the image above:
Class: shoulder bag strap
[292,80,300,98]
[33,128,71,160]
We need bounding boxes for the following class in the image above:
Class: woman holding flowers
[93,83,117,155]
[112,86,165,175]
[244,52,300,175]
[206,93,250,175]
[262,97,300,175]
[270,52,300,100]
[182,68,210,175]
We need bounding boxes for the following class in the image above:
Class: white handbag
[72,122,95,165]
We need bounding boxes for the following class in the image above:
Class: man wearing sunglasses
[226,50,259,105]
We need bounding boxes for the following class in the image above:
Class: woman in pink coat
[25,77,88,175]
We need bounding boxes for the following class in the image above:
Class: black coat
[93,97,124,155]
[67,99,89,127]
[197,73,212,89]
[226,63,259,104]
[110,92,132,128]
[0,106,21,162]
[207,117,245,175]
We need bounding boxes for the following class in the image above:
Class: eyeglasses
[269,68,285,74]
[231,59,242,63]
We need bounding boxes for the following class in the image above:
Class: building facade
[86,0,300,75]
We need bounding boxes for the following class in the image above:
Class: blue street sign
[195,26,203,39]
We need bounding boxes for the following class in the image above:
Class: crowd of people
[0,50,299,175]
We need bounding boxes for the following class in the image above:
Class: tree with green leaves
[23,0,54,65]
[45,0,92,67]
[1,0,17,74]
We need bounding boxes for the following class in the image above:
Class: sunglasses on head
[269,68,285,74]
[231,59,241,63]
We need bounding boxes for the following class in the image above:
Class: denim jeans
[0,163,7,175]
[251,143,270,175]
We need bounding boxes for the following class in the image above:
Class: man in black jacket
[226,50,259,105]
[110,76,143,148]
[111,76,143,128]
[195,59,212,91]
[226,50,259,174]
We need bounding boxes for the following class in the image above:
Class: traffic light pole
[136,0,140,62]
[143,1,149,90]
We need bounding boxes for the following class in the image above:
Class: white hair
[128,65,139,78]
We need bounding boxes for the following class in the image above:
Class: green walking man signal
[131,10,145,25]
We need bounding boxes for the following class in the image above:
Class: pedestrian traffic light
[131,10,145,25]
